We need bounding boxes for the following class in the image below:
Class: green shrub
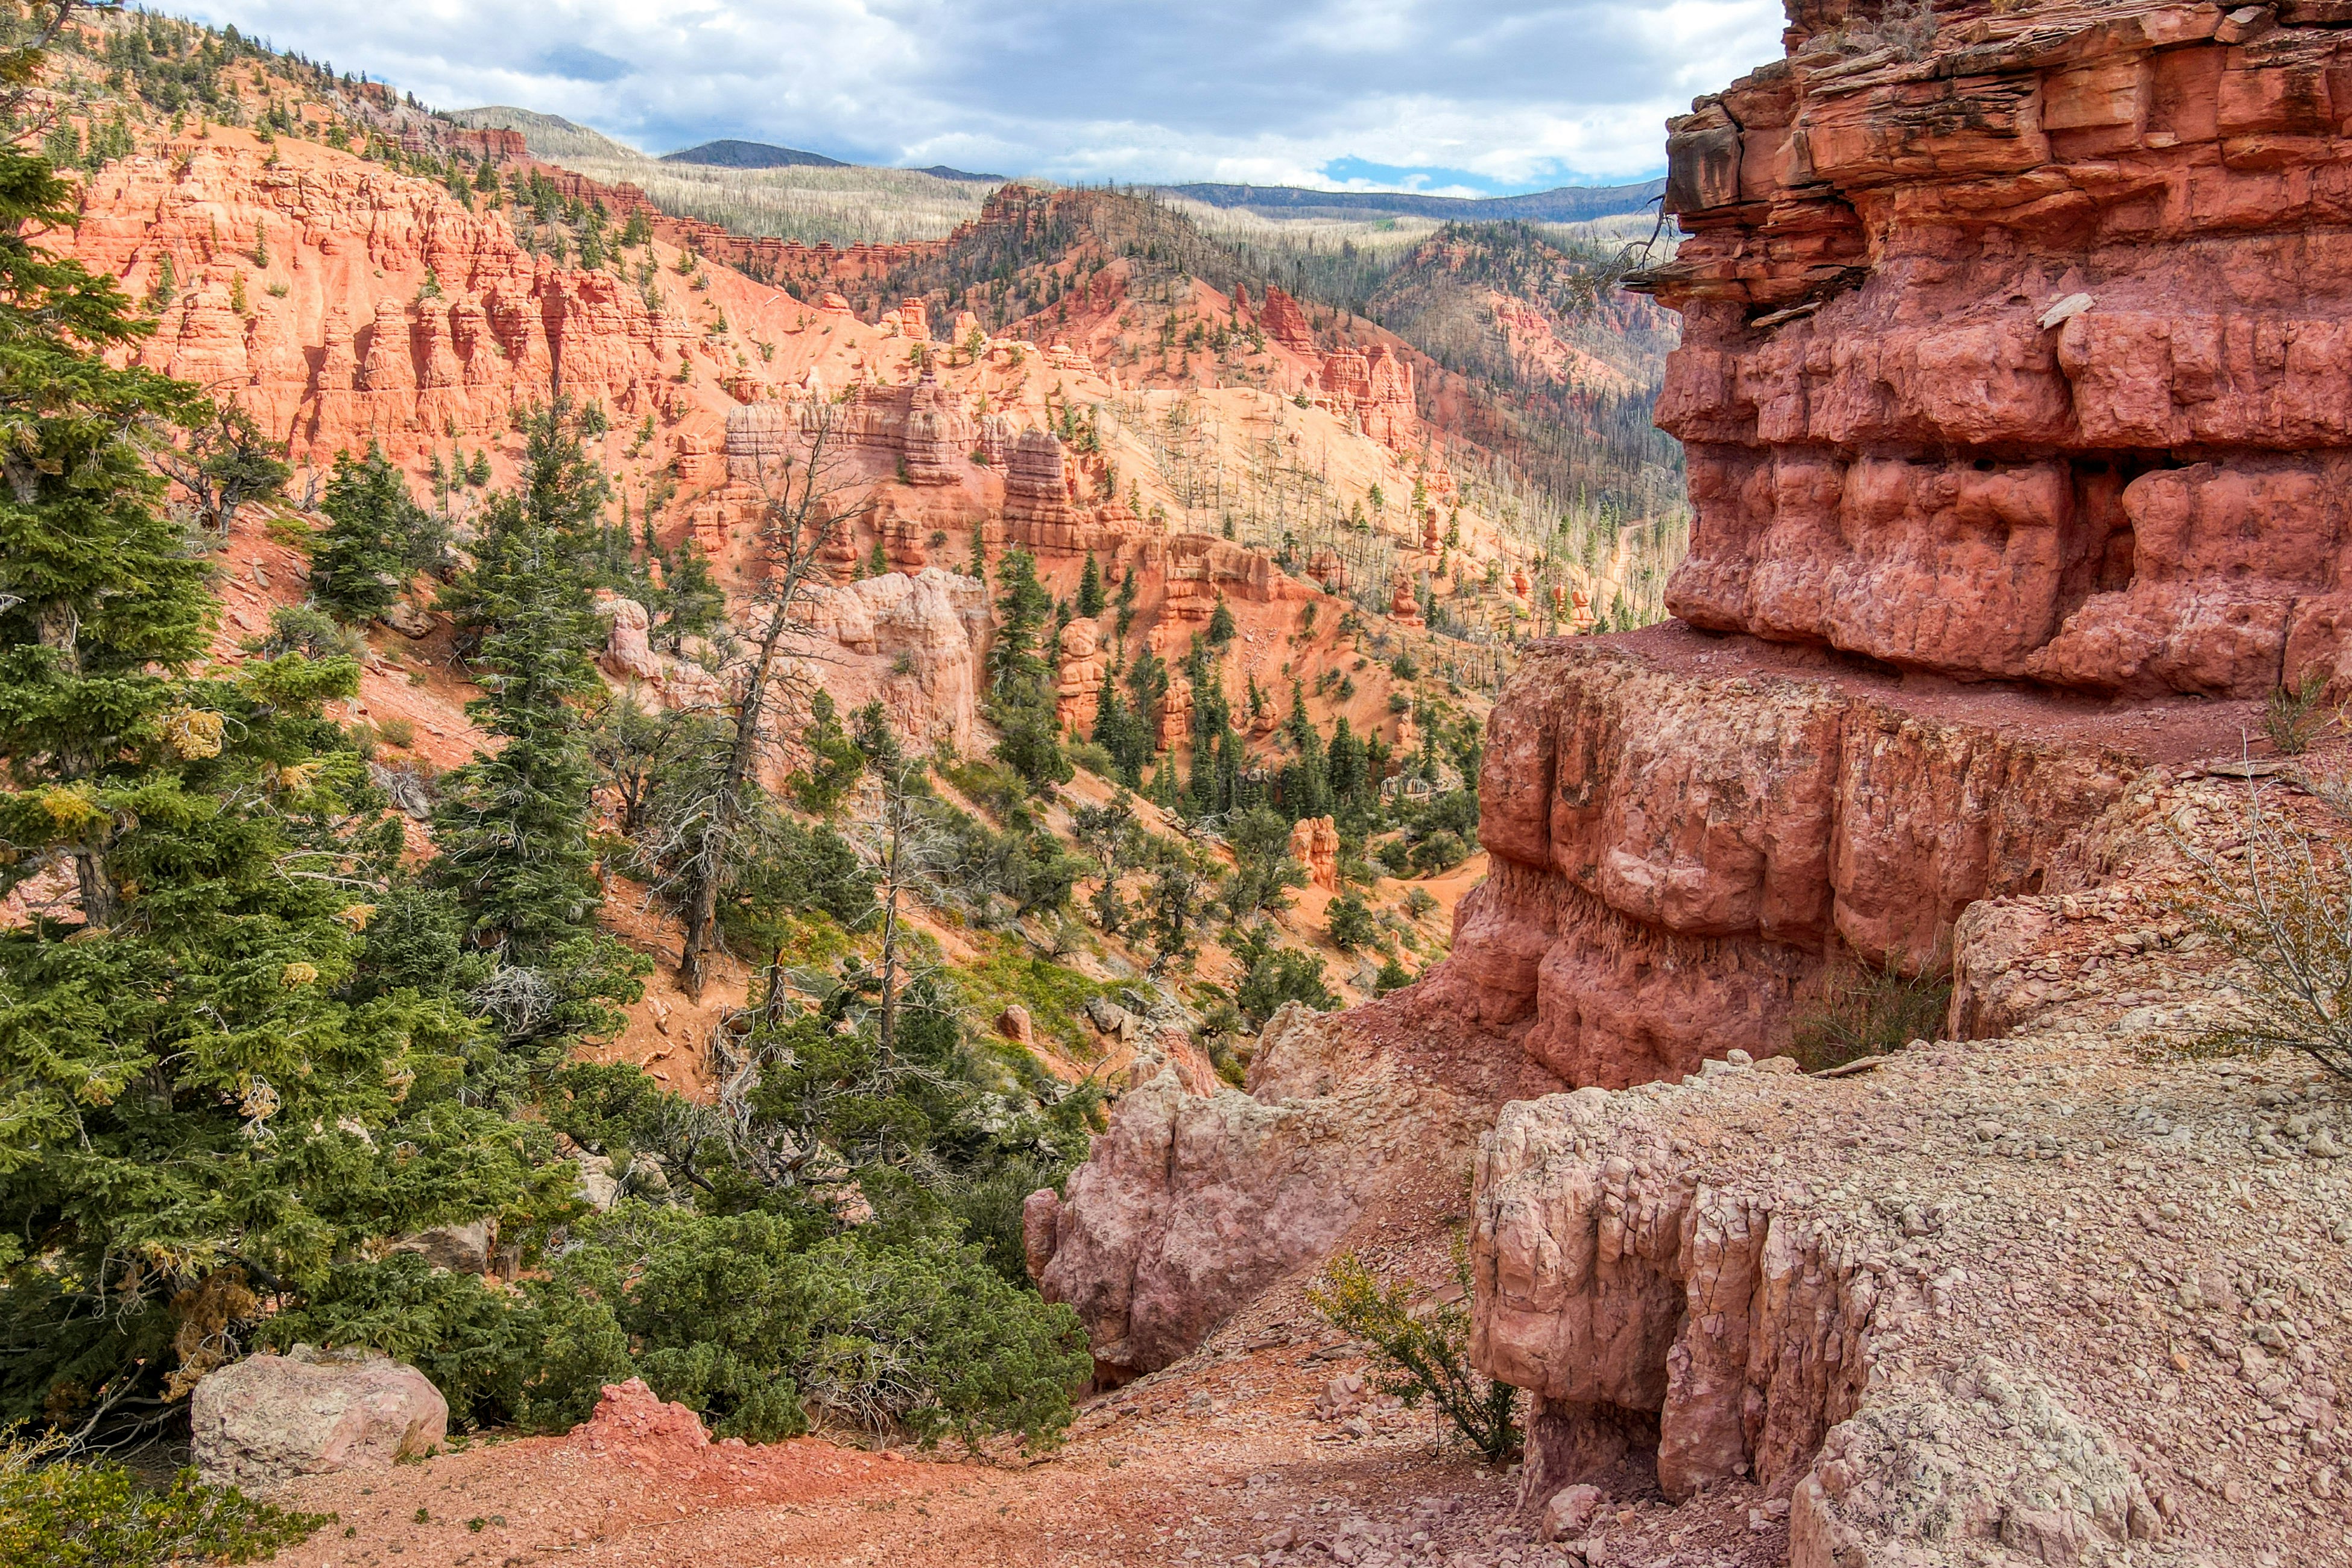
[1789,955,1951,1072]
[0,1432,327,1568]
[564,1209,1090,1449]
[1307,1244,1517,1462]
[1326,893,1376,952]
[1233,930,1336,1028]
[261,1253,631,1434]
[2262,674,2335,757]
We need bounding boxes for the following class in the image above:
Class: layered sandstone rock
[1318,343,1416,449]
[1636,0,2352,698]
[1259,285,1319,356]
[800,568,988,751]
[1286,815,1341,892]
[1054,615,1111,731]
[1468,1046,2198,1562]
[1438,629,2144,1086]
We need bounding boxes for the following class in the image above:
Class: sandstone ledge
[1472,1030,2352,1567]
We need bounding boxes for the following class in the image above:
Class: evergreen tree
[988,549,1054,697]
[0,145,540,1436]
[1327,715,1368,810]
[312,443,426,623]
[432,420,644,1074]
[1092,669,1148,788]
[1076,552,1104,617]
[655,538,725,653]
[1278,684,1332,819]
[1207,595,1236,647]
[985,551,1068,789]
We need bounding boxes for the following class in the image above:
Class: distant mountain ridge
[663,138,847,170]
[1162,179,1665,224]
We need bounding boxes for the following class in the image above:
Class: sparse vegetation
[1308,1240,1518,1463]
[1789,953,1952,1072]
[2173,780,2352,1082]
[0,1429,329,1568]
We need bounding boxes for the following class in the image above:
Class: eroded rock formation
[1434,629,2144,1086]
[1637,0,2352,698]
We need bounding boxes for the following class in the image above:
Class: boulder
[389,1218,495,1274]
[378,599,432,638]
[191,1347,446,1489]
[997,1004,1034,1045]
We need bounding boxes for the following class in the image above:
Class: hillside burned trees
[659,403,875,997]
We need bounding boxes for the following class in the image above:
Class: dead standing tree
[671,403,877,997]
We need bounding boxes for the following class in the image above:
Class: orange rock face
[1257,284,1318,356]
[1285,815,1339,892]
[1426,630,2153,1086]
[1317,343,1416,449]
[1636,0,2352,698]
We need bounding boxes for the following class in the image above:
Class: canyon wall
[1637,0,2352,698]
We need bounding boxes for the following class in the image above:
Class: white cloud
[186,0,1783,188]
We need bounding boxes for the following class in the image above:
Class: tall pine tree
[433,404,644,1073]
[0,146,543,1438]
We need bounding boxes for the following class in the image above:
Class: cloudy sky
[185,0,1784,193]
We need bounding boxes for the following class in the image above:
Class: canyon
[21,4,2352,1567]
[1013,3,2352,1566]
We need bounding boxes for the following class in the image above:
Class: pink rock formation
[594,595,662,681]
[1055,616,1111,731]
[1435,631,2138,1086]
[1030,1001,1499,1379]
[1258,285,1318,356]
[1004,428,1078,531]
[800,568,990,751]
[1637,0,2352,698]
[1318,343,1416,449]
[1286,815,1340,892]
[1389,572,1422,626]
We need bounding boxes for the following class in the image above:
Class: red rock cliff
[1636,0,2352,698]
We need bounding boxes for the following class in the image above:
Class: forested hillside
[0,4,1500,1504]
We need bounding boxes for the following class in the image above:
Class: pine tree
[987,551,1069,789]
[656,538,725,652]
[867,537,888,577]
[432,412,645,1069]
[312,443,423,623]
[1076,551,1104,617]
[1207,595,1236,646]
[0,145,540,1437]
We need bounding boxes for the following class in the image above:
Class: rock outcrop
[192,1346,446,1488]
[1637,0,2352,699]
[1434,627,2183,1086]
[1286,815,1341,891]
[801,568,989,751]
[1318,344,1416,449]
[1029,1001,1505,1380]
[1259,285,1319,356]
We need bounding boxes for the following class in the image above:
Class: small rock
[379,599,433,638]
[997,1004,1033,1045]
[2038,292,2094,329]
[1541,1485,1603,1542]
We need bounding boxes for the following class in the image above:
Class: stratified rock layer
[1433,628,2187,1085]
[1637,0,2352,697]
